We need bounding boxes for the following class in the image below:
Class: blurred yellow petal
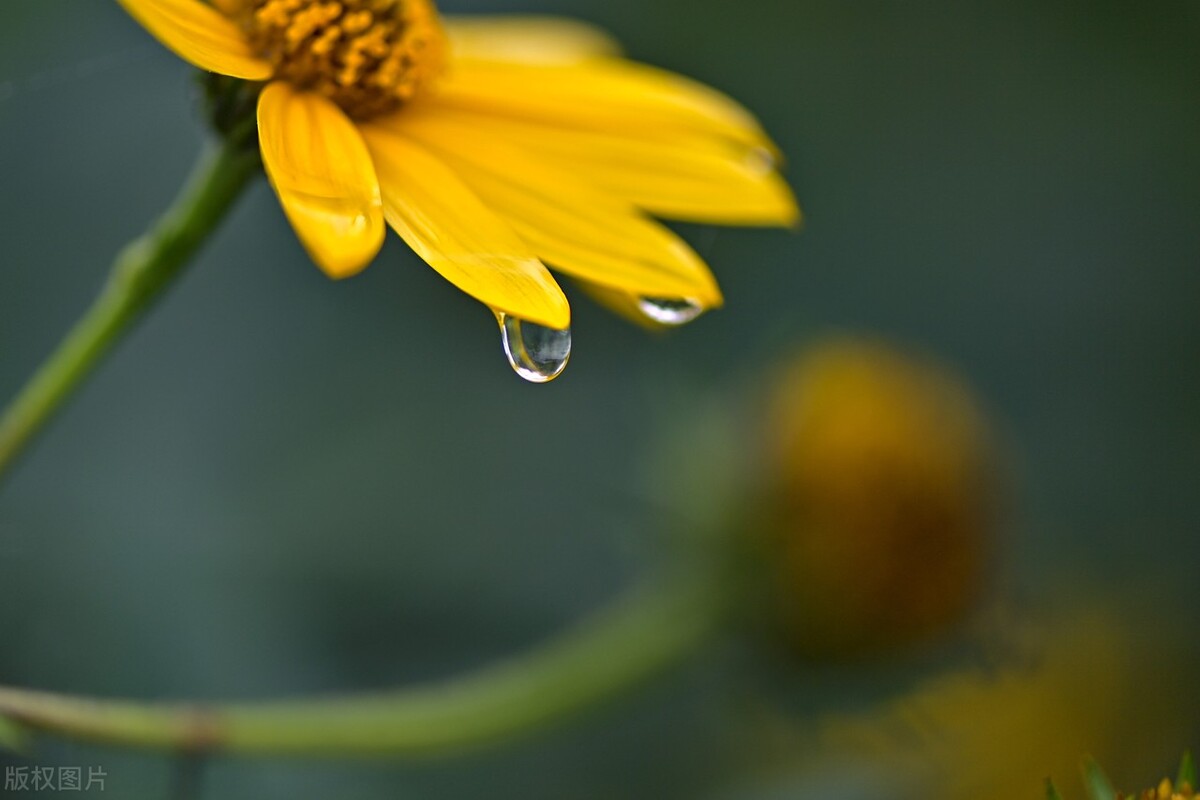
[434,59,774,150]
[257,83,385,279]
[810,603,1200,800]
[393,110,722,304]
[414,106,798,226]
[116,0,272,80]
[359,123,570,330]
[444,15,620,64]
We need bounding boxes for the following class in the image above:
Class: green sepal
[1082,756,1118,800]
[1178,751,1197,792]
[1047,778,1067,800]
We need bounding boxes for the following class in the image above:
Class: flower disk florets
[228,0,446,118]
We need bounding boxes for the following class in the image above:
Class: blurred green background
[2,1,1198,797]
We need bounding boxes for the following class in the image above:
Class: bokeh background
[2,1,1198,797]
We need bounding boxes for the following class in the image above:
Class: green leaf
[1082,756,1117,800]
[1046,778,1067,800]
[1178,751,1196,792]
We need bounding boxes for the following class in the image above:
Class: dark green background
[2,1,1198,797]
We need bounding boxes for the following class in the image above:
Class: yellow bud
[760,338,993,657]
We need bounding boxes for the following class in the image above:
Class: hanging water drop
[498,313,571,383]
[637,297,706,326]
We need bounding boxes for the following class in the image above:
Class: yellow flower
[1074,754,1199,800]
[761,339,991,656]
[814,610,1131,799]
[1132,778,1199,800]
[115,0,798,380]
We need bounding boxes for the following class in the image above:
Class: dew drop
[637,297,706,326]
[746,146,777,175]
[289,191,371,237]
[498,313,571,383]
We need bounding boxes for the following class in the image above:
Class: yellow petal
[434,59,773,150]
[443,15,620,64]
[257,82,385,279]
[576,281,704,330]
[358,123,571,330]
[116,0,271,80]
[393,109,722,305]
[411,106,799,226]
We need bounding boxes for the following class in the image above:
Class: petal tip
[311,241,383,280]
[305,212,387,280]
[703,286,726,310]
[534,296,572,331]
[785,203,805,231]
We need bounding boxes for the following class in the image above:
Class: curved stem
[0,573,724,758]
[0,139,260,482]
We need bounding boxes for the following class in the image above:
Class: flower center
[227,0,446,119]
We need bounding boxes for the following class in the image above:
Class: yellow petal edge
[258,82,386,279]
[117,0,272,80]
[362,123,571,330]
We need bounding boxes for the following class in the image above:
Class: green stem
[0,573,723,758]
[0,138,260,481]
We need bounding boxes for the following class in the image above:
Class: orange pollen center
[226,0,446,118]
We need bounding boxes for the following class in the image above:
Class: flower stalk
[0,136,260,482]
[0,572,724,758]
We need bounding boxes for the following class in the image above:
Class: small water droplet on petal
[637,297,706,326]
[340,213,370,237]
[498,313,571,383]
[746,146,777,175]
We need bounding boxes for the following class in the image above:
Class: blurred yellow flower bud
[759,338,993,656]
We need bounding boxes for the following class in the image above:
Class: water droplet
[746,146,777,175]
[498,313,571,383]
[637,297,706,326]
[289,190,372,236]
[338,213,370,237]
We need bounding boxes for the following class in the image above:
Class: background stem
[0,573,723,758]
[0,139,260,482]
